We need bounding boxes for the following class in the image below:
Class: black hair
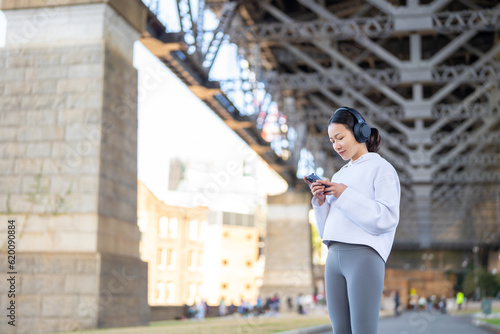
[328,107,381,153]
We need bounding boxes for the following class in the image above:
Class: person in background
[456,290,464,311]
[219,297,227,317]
[195,298,205,321]
[394,290,400,316]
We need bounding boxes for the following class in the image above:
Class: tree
[463,268,500,299]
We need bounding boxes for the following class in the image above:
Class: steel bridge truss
[150,0,500,250]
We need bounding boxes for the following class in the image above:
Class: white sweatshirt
[311,152,400,262]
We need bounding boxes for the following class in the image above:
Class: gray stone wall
[0,2,149,333]
[261,191,314,308]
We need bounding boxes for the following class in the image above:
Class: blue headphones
[334,107,371,143]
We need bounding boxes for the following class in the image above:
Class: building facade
[204,211,261,306]
[138,180,261,307]
[138,180,208,306]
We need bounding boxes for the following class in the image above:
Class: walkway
[317,311,493,334]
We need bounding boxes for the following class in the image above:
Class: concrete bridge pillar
[0,1,149,333]
[261,191,314,310]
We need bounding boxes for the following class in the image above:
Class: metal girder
[221,65,499,91]
[176,0,195,46]
[433,8,500,33]
[202,2,237,70]
[436,153,500,167]
[433,102,500,119]
[227,9,500,44]
[263,68,400,89]
[228,16,393,43]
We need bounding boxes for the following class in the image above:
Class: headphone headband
[334,107,365,124]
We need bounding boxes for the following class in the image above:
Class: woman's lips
[338,150,346,156]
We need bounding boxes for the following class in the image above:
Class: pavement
[280,310,500,334]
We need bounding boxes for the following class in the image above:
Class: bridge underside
[146,0,500,252]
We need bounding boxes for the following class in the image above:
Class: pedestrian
[256,295,263,314]
[456,290,464,311]
[297,294,304,314]
[219,297,227,317]
[195,298,205,321]
[418,296,427,311]
[287,297,293,312]
[305,107,400,334]
[394,290,400,316]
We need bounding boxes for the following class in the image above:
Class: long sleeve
[334,174,400,235]
[311,195,334,239]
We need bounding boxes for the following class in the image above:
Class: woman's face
[328,123,367,161]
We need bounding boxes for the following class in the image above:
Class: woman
[304,107,400,334]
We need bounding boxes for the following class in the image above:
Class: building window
[199,221,207,241]
[197,283,202,299]
[188,250,196,271]
[189,220,199,241]
[159,217,168,238]
[166,282,175,304]
[166,249,176,270]
[157,248,166,269]
[187,282,196,304]
[197,251,203,269]
[155,281,165,303]
[169,217,178,238]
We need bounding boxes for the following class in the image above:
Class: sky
[134,0,292,206]
[133,42,288,206]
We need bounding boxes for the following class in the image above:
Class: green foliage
[311,223,323,265]
[463,268,500,298]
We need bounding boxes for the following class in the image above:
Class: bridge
[143,0,500,250]
[0,0,499,333]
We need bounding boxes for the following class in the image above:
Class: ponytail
[367,127,381,152]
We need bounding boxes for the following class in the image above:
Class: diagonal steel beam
[280,44,411,146]
[313,42,407,105]
[256,2,412,165]
[298,0,403,68]
[428,0,454,12]
[430,81,497,133]
[366,0,398,15]
[427,30,478,67]
[430,43,500,105]
[430,121,499,173]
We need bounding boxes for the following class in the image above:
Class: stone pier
[0,1,149,333]
[261,191,314,309]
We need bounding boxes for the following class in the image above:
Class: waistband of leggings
[326,241,371,250]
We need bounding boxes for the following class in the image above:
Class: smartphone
[305,173,323,184]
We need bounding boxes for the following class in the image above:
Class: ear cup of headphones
[354,122,371,143]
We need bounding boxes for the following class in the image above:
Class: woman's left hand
[319,181,347,198]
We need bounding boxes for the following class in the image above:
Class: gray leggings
[324,242,385,334]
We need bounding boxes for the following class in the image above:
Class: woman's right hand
[303,176,326,205]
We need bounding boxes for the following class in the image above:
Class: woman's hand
[320,181,347,198]
[303,176,326,205]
